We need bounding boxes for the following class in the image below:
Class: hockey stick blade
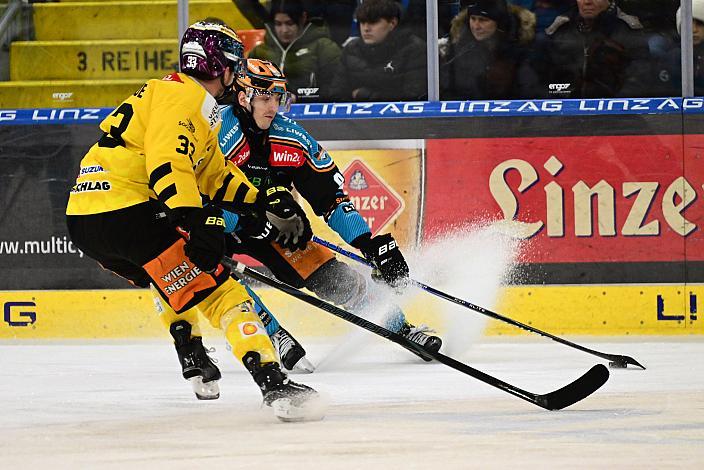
[312,236,646,370]
[222,257,609,410]
[535,364,609,410]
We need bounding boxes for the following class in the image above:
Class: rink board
[1,284,701,340]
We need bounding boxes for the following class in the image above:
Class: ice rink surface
[1,337,703,469]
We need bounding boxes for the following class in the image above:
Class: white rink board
[1,338,703,469]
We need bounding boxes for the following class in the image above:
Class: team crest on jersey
[348,170,368,190]
[162,72,183,83]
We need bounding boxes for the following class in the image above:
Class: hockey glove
[182,206,226,273]
[235,210,278,242]
[354,233,410,288]
[259,185,312,251]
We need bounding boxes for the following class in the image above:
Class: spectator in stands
[330,0,428,101]
[677,0,704,95]
[248,0,341,102]
[531,1,573,32]
[317,0,358,46]
[439,0,536,100]
[309,0,458,46]
[526,0,652,98]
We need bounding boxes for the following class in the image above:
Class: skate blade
[271,395,327,423]
[287,357,316,374]
[189,377,220,400]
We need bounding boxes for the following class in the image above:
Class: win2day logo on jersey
[343,159,404,235]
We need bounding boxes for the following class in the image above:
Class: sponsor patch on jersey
[71,181,111,193]
[201,94,220,130]
[162,72,183,83]
[227,140,251,166]
[78,165,105,176]
[238,321,266,337]
[270,143,304,167]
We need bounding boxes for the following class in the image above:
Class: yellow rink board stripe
[490,284,703,336]
[11,40,179,81]
[1,285,701,340]
[33,1,254,41]
[0,79,144,108]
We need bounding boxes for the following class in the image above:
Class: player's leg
[227,237,317,372]
[241,238,442,355]
[193,277,322,420]
[68,205,222,399]
[68,202,324,419]
[305,257,442,355]
[152,287,221,399]
[241,282,315,373]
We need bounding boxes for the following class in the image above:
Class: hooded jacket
[531,2,652,98]
[329,27,428,102]
[439,5,536,100]
[248,19,342,101]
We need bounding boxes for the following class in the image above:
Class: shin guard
[220,304,278,365]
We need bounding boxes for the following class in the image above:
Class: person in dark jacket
[528,0,653,98]
[330,0,428,102]
[439,0,536,100]
[248,0,341,102]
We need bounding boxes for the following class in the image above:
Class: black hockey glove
[235,210,278,243]
[353,233,410,288]
[182,206,226,273]
[258,185,312,252]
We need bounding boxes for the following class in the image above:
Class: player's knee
[305,259,367,308]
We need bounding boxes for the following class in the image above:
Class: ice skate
[244,352,326,422]
[400,322,442,360]
[272,327,315,374]
[170,321,221,400]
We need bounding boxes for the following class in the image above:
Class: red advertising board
[343,159,405,236]
[424,135,704,263]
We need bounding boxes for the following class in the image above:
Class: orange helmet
[236,58,291,111]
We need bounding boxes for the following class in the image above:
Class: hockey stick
[312,235,646,370]
[221,256,609,410]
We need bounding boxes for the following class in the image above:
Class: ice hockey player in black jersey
[216,58,442,367]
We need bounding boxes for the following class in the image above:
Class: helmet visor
[245,88,293,113]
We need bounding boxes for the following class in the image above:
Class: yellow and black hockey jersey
[66,72,257,216]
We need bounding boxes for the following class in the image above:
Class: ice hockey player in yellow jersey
[66,21,324,422]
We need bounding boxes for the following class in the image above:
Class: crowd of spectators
[243,0,699,102]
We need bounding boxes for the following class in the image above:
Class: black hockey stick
[312,236,646,370]
[221,256,609,410]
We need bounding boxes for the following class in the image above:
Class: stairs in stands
[0,0,264,109]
